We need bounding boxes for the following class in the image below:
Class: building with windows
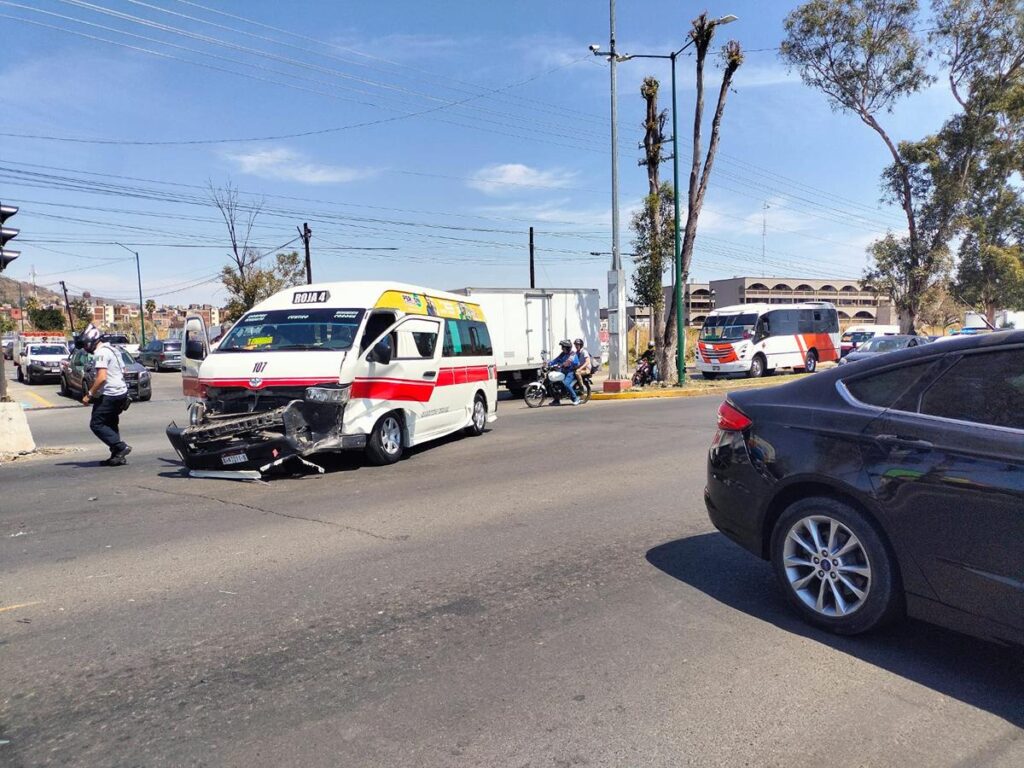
[708,277,893,324]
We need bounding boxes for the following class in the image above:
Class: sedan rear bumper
[705,431,771,558]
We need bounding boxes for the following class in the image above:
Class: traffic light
[0,203,19,273]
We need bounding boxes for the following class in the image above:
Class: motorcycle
[632,358,655,387]
[524,365,592,408]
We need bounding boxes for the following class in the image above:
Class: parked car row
[705,329,1023,646]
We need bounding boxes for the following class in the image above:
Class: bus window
[700,313,758,342]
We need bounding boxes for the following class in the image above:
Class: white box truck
[451,287,601,395]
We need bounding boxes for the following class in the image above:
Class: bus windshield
[700,313,758,342]
[216,308,366,353]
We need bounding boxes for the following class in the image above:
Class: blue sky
[1,0,957,307]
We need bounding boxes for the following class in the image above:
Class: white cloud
[467,163,578,195]
[475,199,611,228]
[227,147,374,185]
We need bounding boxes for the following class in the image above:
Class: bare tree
[208,181,264,281]
[663,18,744,370]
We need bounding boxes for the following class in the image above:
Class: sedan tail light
[717,400,751,431]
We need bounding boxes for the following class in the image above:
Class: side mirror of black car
[368,336,393,365]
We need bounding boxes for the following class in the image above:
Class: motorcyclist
[573,338,592,375]
[548,339,581,406]
[638,341,659,384]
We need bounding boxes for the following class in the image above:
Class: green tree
[221,251,306,320]
[0,315,15,335]
[782,0,1023,332]
[145,299,157,324]
[28,307,66,332]
[630,183,675,332]
[70,297,92,328]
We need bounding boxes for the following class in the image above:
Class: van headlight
[305,385,350,404]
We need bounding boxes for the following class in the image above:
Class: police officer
[80,324,133,466]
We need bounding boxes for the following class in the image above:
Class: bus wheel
[747,354,766,379]
[804,349,818,373]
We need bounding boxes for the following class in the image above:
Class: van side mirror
[185,339,207,361]
[368,336,393,365]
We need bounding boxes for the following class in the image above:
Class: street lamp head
[716,14,738,25]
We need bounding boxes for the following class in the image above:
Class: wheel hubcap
[473,400,485,428]
[380,417,401,455]
[783,515,871,617]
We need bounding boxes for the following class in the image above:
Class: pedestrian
[80,324,133,466]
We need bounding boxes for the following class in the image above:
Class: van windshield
[215,308,365,353]
[28,345,68,356]
[700,313,758,342]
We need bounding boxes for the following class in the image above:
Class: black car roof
[730,330,1023,407]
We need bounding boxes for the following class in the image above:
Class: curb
[591,378,785,401]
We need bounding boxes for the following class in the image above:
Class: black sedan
[837,334,928,365]
[705,331,1022,644]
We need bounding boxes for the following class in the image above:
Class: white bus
[696,302,840,379]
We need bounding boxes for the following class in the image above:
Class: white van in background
[168,282,498,473]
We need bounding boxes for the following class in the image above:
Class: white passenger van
[695,302,840,379]
[168,282,498,472]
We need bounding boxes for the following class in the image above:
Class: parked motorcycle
[524,366,591,408]
[632,359,655,387]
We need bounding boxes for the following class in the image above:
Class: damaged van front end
[166,383,366,473]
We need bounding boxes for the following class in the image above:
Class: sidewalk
[589,366,808,401]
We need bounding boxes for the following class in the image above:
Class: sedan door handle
[423,371,437,379]
[875,434,934,450]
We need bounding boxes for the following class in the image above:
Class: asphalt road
[1,373,1021,767]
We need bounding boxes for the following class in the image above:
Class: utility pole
[591,0,629,383]
[529,226,536,288]
[298,223,313,284]
[18,282,24,332]
[60,280,74,331]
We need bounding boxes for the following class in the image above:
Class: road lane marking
[23,390,56,408]
[0,601,42,613]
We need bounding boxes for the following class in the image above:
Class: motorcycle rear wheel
[524,383,545,408]
[577,381,591,404]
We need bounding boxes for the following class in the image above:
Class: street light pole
[670,51,684,383]
[115,242,146,346]
[607,0,627,381]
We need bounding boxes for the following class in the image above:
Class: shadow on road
[646,532,1024,728]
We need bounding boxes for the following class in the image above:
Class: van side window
[442,320,492,357]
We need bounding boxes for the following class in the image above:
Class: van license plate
[222,452,249,466]
[712,365,720,371]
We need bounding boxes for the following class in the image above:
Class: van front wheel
[367,413,404,465]
[465,393,487,436]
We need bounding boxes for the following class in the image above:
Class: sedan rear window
[919,349,1024,430]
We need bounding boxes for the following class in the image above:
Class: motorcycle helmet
[559,339,572,351]
[81,323,102,354]
[573,338,584,347]
[647,340,655,349]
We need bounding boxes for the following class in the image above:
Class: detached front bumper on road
[166,399,366,473]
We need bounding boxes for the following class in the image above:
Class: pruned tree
[70,296,93,328]
[631,76,673,376]
[664,17,744,375]
[145,299,157,324]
